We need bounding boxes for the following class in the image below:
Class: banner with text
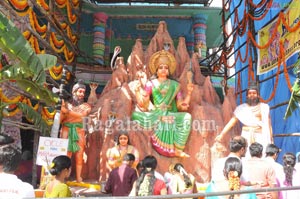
[257,0,300,75]
[36,136,68,167]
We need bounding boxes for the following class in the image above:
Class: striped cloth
[193,14,208,60]
[93,12,108,65]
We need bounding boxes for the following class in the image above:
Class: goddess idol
[132,50,194,158]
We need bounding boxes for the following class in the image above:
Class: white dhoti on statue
[234,103,272,157]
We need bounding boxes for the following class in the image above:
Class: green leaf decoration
[284,79,300,119]
[0,12,57,85]
[15,79,59,106]
[0,12,59,133]
[16,102,50,136]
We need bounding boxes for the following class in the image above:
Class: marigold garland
[50,32,65,48]
[33,37,44,54]
[0,96,50,118]
[28,36,35,51]
[60,22,68,29]
[228,171,240,191]
[0,89,23,103]
[25,98,39,111]
[55,0,67,8]
[3,104,21,117]
[247,0,273,21]
[49,69,62,80]
[3,0,81,121]
[281,12,300,33]
[49,35,66,53]
[49,65,63,80]
[22,30,31,40]
[66,0,77,24]
[42,107,56,118]
[27,10,47,41]
[279,40,293,91]
[52,64,63,73]
[64,47,75,63]
[31,11,47,34]
[28,8,37,32]
[14,6,30,17]
[259,51,281,103]
[220,0,299,104]
[248,57,254,82]
[8,0,29,13]
[66,26,77,43]
[37,0,49,11]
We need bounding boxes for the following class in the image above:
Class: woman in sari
[44,155,72,198]
[132,50,194,157]
[106,131,139,171]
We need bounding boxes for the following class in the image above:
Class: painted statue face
[246,89,259,106]
[119,135,129,147]
[72,88,86,105]
[157,64,169,78]
[74,88,86,100]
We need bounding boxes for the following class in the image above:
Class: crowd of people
[2,130,300,198]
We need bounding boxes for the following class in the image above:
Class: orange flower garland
[33,37,45,54]
[3,104,21,117]
[28,9,47,35]
[37,0,49,11]
[247,0,273,21]
[63,47,75,63]
[22,30,31,40]
[42,107,56,125]
[66,26,77,43]
[219,0,300,103]
[49,34,66,53]
[228,171,240,191]
[0,89,23,103]
[66,0,77,24]
[55,0,67,8]
[49,65,63,80]
[8,0,29,13]
[279,40,293,91]
[59,22,68,29]
[50,32,65,48]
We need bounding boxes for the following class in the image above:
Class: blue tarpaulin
[230,0,300,163]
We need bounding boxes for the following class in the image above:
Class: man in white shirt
[211,136,248,182]
[0,133,35,199]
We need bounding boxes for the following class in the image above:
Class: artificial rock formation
[82,21,236,183]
